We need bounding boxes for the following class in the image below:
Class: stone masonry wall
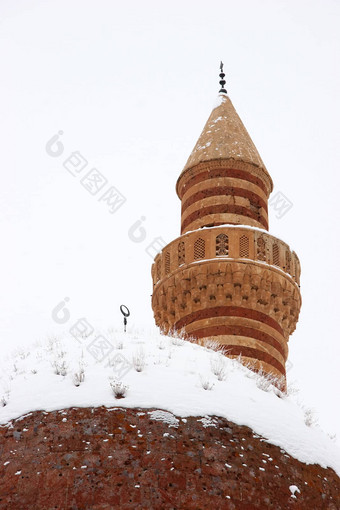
[0,407,339,509]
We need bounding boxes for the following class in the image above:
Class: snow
[289,485,301,498]
[0,328,339,476]
[213,95,228,109]
[148,410,179,427]
[212,116,223,124]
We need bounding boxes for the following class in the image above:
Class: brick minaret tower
[151,64,301,386]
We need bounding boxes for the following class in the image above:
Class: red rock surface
[0,406,339,509]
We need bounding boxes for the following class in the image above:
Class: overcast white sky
[0,0,339,440]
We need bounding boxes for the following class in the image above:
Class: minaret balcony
[151,225,302,384]
[152,225,301,290]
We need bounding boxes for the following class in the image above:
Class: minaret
[151,64,301,388]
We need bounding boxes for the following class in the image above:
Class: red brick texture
[174,306,285,336]
[181,204,269,233]
[0,407,338,509]
[177,167,269,199]
[181,186,268,214]
[187,324,285,358]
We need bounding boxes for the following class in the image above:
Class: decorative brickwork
[151,92,302,387]
[178,240,185,266]
[194,237,205,260]
[216,233,229,256]
[178,161,271,233]
[152,251,301,383]
[152,227,301,287]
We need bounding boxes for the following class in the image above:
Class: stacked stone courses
[152,92,302,387]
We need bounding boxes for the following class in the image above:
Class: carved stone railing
[152,226,300,288]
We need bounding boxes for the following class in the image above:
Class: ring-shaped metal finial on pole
[120,305,130,332]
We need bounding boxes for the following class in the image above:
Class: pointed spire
[219,61,227,94]
[181,94,268,174]
[176,67,274,200]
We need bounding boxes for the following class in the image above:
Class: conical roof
[181,94,268,174]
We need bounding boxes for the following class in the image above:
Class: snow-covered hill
[0,327,339,476]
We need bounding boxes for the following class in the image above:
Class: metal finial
[120,304,130,333]
[219,61,227,94]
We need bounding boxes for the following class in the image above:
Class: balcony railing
[152,226,300,287]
